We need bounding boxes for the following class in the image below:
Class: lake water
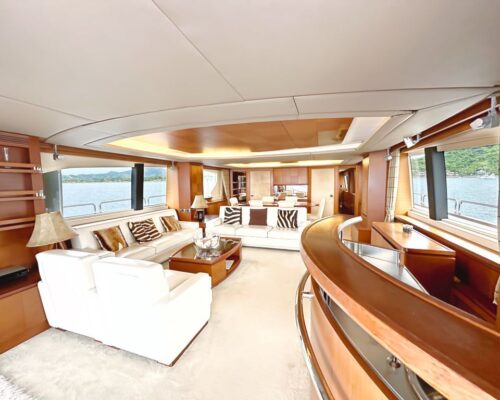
[412,176,498,225]
[62,177,498,225]
[62,181,166,218]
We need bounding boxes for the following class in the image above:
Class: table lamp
[191,195,208,222]
[27,211,77,249]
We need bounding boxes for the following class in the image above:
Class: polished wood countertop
[372,221,455,256]
[300,215,499,400]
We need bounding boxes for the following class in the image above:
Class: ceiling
[110,118,353,154]
[0,1,498,165]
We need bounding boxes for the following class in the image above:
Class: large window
[144,166,167,207]
[409,144,498,229]
[203,169,223,200]
[60,165,168,218]
[409,153,428,209]
[444,144,498,227]
[62,167,132,218]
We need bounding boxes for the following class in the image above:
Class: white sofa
[37,249,212,365]
[71,209,198,262]
[206,206,310,251]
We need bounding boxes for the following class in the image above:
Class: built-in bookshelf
[231,170,247,202]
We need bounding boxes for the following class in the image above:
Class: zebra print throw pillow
[142,218,162,240]
[277,209,298,229]
[128,221,152,243]
[223,207,242,224]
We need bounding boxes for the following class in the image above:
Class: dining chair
[249,200,263,207]
[308,198,327,221]
[229,197,239,206]
[277,201,295,208]
[262,196,275,205]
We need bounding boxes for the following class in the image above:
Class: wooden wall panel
[0,285,49,353]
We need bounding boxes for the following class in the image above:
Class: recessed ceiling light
[226,160,343,168]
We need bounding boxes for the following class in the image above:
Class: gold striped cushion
[160,215,182,232]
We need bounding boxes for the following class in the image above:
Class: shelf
[0,190,40,198]
[0,223,35,232]
[0,196,44,202]
[0,162,40,169]
[0,168,41,174]
[0,217,35,227]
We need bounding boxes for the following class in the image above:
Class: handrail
[300,215,500,400]
[295,271,335,400]
[63,202,97,213]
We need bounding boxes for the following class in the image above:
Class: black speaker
[132,163,144,210]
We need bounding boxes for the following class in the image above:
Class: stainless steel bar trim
[295,271,335,400]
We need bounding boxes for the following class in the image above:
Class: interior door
[311,168,335,216]
[249,170,271,200]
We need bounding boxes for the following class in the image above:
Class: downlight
[403,134,420,149]
[470,96,499,130]
[384,149,393,161]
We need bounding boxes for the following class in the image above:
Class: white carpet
[0,248,313,400]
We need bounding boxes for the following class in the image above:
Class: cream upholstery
[71,209,198,263]
[37,250,212,365]
[229,197,239,206]
[248,200,263,207]
[207,206,309,250]
[262,196,275,205]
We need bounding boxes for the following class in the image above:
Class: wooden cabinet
[0,269,48,352]
[272,167,307,185]
[371,222,456,300]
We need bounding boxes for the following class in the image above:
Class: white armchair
[36,250,212,365]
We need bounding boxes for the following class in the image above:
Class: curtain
[494,149,500,305]
[221,169,230,201]
[210,170,224,200]
[384,149,400,222]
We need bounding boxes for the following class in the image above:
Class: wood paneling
[272,167,307,185]
[371,222,456,300]
[176,162,204,221]
[392,96,500,153]
[124,118,352,154]
[40,143,171,166]
[397,215,499,323]
[301,216,500,400]
[0,282,48,353]
[310,281,395,400]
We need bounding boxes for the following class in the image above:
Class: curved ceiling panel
[0,0,240,120]
[154,0,500,98]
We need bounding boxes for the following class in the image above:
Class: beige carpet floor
[0,248,313,400]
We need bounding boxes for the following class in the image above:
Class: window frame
[407,142,498,239]
[202,168,224,201]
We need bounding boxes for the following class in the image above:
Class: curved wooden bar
[300,215,500,400]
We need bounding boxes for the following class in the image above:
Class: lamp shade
[191,195,208,209]
[27,211,77,247]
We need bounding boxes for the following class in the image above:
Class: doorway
[249,170,271,200]
[310,168,335,216]
[339,167,356,215]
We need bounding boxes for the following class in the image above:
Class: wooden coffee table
[168,237,242,287]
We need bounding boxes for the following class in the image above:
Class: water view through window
[62,167,167,218]
[410,144,498,227]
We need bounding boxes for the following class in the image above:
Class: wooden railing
[300,215,500,400]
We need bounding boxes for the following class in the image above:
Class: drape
[210,171,224,200]
[221,169,230,201]
[384,149,400,222]
[494,149,500,305]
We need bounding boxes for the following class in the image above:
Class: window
[61,167,132,218]
[444,144,498,227]
[203,169,223,200]
[144,166,167,207]
[409,153,428,209]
